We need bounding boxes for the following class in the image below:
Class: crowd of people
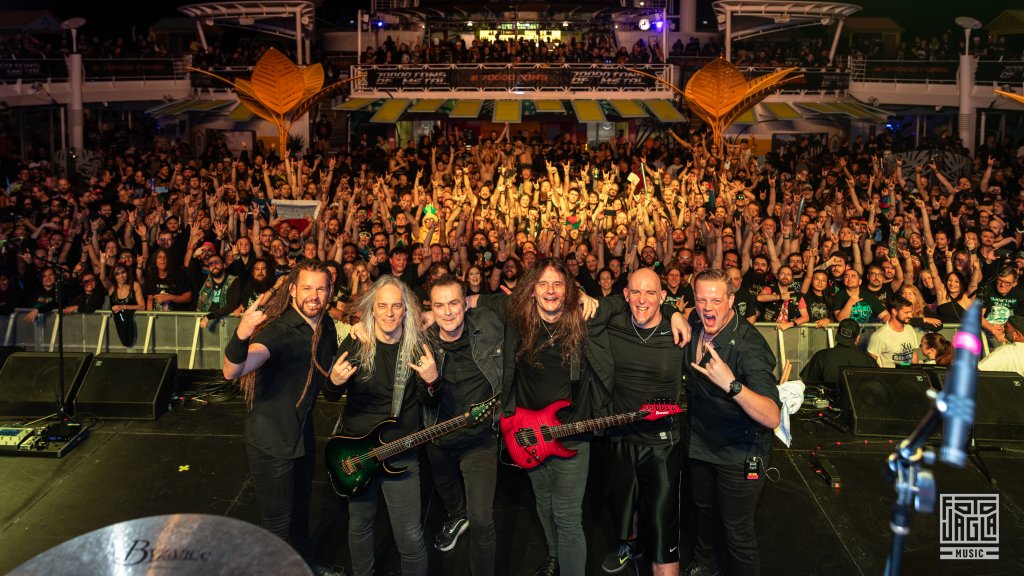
[363,33,665,65]
[6,84,1024,574]
[5,118,1024,349]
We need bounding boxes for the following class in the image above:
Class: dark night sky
[42,1,1016,42]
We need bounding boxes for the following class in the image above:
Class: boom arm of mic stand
[884,397,941,576]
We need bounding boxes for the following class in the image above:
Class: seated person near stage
[800,318,878,391]
[978,315,1024,376]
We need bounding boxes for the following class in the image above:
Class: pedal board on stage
[0,426,35,449]
[0,423,88,458]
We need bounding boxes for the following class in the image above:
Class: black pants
[426,436,498,576]
[245,439,316,568]
[688,456,768,576]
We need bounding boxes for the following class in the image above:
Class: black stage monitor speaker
[0,352,93,417]
[841,367,934,437]
[74,353,178,420]
[975,371,1024,441]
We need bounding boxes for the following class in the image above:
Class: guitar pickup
[341,459,358,475]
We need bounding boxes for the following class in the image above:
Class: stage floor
[1,372,1022,575]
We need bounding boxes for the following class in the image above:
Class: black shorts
[605,440,682,564]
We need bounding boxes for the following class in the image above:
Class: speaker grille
[841,367,933,437]
[74,353,178,420]
[0,352,93,417]
[975,371,1024,441]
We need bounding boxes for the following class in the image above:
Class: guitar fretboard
[547,411,648,439]
[369,413,471,461]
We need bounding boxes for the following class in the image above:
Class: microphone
[937,300,982,467]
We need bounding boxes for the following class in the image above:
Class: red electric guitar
[499,399,683,469]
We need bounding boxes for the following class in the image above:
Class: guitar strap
[391,348,412,418]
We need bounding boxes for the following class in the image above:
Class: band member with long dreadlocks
[326,274,437,576]
[222,259,345,576]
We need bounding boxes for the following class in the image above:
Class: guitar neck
[548,411,646,439]
[370,413,472,461]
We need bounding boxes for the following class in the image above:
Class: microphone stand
[51,260,74,425]
[883,397,940,576]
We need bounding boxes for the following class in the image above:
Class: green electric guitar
[325,394,499,497]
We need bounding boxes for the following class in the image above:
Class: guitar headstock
[468,394,501,424]
[638,401,683,422]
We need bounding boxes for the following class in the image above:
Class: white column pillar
[724,8,732,61]
[680,0,696,34]
[957,53,974,154]
[67,53,84,154]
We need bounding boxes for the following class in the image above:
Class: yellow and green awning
[533,100,566,113]
[226,103,256,122]
[449,100,485,119]
[492,100,523,123]
[333,97,376,111]
[643,99,686,123]
[608,100,648,119]
[407,99,446,113]
[760,102,802,120]
[147,98,233,118]
[571,100,606,123]
[369,98,411,123]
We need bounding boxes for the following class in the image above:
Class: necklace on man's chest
[631,320,659,344]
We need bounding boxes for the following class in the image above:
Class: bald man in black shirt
[601,269,685,576]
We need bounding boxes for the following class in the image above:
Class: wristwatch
[727,380,743,397]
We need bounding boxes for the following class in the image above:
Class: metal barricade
[5,309,241,370]
[0,310,966,374]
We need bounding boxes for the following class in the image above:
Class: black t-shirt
[800,343,878,389]
[759,285,803,323]
[803,291,832,322]
[436,331,493,450]
[334,337,421,443]
[607,313,683,444]
[664,283,693,311]
[26,286,58,312]
[832,290,886,323]
[247,307,338,459]
[980,285,1024,326]
[380,264,423,291]
[515,328,572,415]
[733,289,758,320]
[144,271,192,311]
[863,284,895,308]
[577,269,600,298]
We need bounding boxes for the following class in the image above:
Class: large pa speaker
[74,353,178,420]
[0,352,93,417]
[841,367,934,437]
[975,371,1024,441]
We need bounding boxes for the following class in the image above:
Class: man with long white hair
[326,274,437,576]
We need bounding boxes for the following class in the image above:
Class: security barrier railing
[4,310,966,378]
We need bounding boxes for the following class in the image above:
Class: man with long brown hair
[325,274,436,576]
[222,259,345,575]
[473,257,690,576]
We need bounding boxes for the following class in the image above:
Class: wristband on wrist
[225,332,251,364]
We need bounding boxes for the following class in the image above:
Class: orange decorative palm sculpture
[995,89,1024,107]
[684,58,800,149]
[629,58,799,149]
[189,48,364,153]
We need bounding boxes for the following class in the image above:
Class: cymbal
[9,513,313,575]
